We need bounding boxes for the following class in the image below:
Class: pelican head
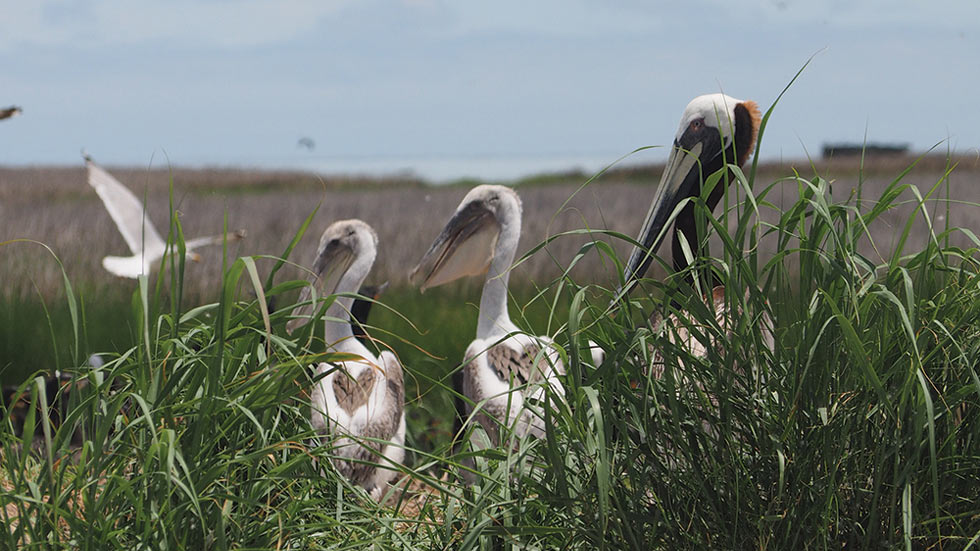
[287,219,378,334]
[623,93,760,286]
[311,219,378,297]
[409,184,522,292]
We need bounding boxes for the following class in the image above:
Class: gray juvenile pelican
[621,93,771,369]
[410,185,570,445]
[85,156,245,278]
[291,219,406,500]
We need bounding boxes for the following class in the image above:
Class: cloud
[698,0,980,29]
[4,0,974,53]
[441,1,667,37]
[0,0,352,50]
[384,0,980,47]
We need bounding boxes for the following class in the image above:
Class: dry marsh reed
[2,155,978,302]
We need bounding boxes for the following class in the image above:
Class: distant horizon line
[1,148,970,185]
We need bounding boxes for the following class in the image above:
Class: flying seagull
[85,154,245,278]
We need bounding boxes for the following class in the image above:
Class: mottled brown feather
[487,343,548,386]
[327,358,405,486]
[332,367,377,417]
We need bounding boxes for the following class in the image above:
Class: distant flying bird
[620,93,773,370]
[290,219,405,500]
[85,154,246,278]
[0,106,22,121]
[411,185,602,446]
[297,137,316,151]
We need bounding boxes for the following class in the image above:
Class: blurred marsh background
[2,154,979,385]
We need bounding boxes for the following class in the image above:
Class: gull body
[292,219,405,500]
[85,157,244,278]
[411,185,572,445]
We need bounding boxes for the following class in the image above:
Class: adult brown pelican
[85,155,245,278]
[410,185,595,445]
[623,93,759,286]
[620,93,771,371]
[290,219,405,500]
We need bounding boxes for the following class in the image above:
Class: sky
[2,0,978,182]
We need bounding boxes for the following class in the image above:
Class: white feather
[86,157,243,279]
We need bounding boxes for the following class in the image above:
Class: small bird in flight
[84,153,246,278]
[0,106,22,121]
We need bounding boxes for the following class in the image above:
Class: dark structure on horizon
[822,142,910,158]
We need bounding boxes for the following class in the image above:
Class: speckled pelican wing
[329,356,405,485]
[332,367,377,417]
[486,342,551,386]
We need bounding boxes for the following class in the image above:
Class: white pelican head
[409,184,522,292]
[287,219,379,334]
[310,219,379,294]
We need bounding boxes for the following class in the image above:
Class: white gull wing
[183,230,246,252]
[86,159,166,256]
[101,254,152,279]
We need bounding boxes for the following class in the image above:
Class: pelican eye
[690,118,705,131]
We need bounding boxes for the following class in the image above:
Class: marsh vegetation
[1,139,979,547]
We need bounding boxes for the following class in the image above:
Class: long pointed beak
[621,142,703,287]
[409,201,499,292]
[287,242,354,334]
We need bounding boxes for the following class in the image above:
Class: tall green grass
[2,110,979,549]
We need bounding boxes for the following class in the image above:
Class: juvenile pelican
[410,185,569,445]
[85,155,245,278]
[621,93,772,369]
[292,219,405,500]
